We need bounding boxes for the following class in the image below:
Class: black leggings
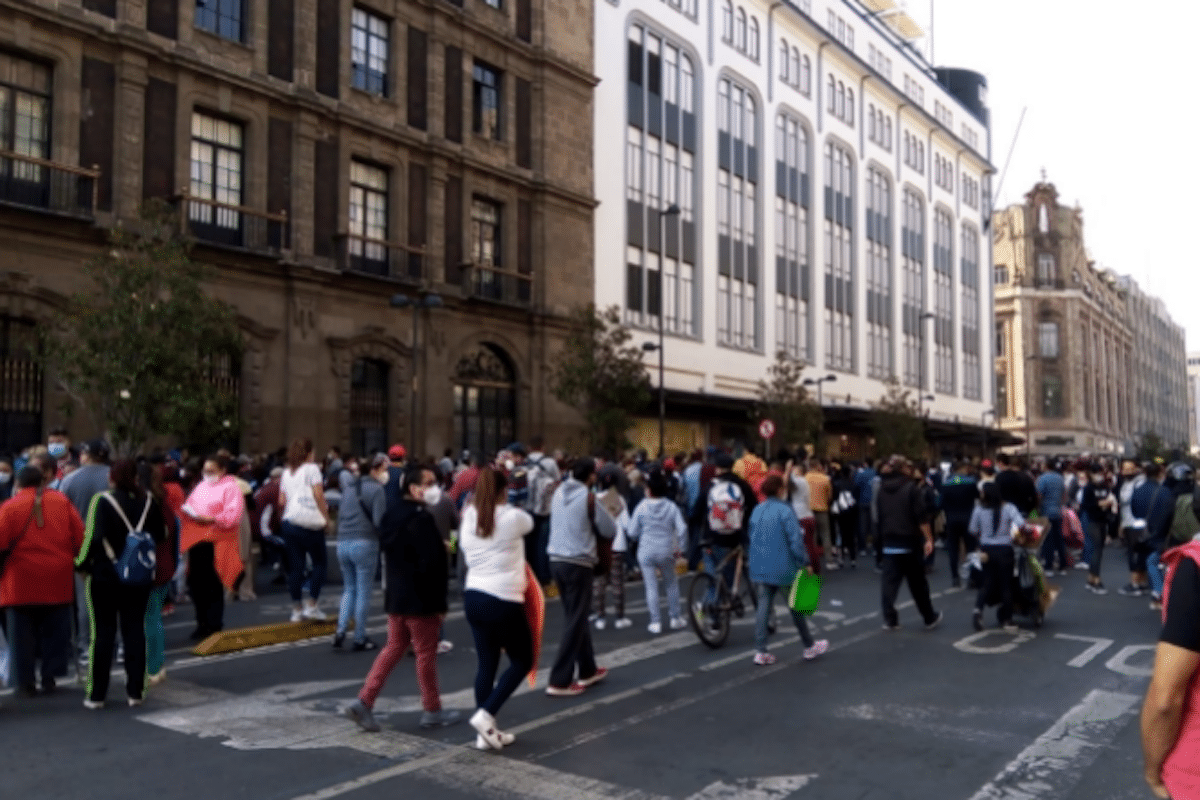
[188,542,224,634]
[463,590,533,717]
[87,579,150,702]
[976,545,1015,624]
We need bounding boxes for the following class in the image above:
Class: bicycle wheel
[688,573,730,648]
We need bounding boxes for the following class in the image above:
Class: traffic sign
[758,419,776,439]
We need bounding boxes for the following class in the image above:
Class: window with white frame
[823,141,854,372]
[626,24,698,336]
[901,187,925,388]
[725,4,759,59]
[717,77,758,349]
[351,7,389,96]
[348,160,389,271]
[903,74,924,106]
[189,112,243,232]
[961,123,979,150]
[994,264,1009,285]
[722,0,733,42]
[777,39,811,95]
[826,74,854,126]
[1036,252,1057,286]
[933,207,954,395]
[934,153,953,192]
[826,10,854,50]
[903,131,925,173]
[868,44,892,81]
[661,0,698,18]
[1038,320,1060,358]
[961,172,980,209]
[868,104,892,150]
[866,166,893,380]
[961,225,981,400]
[775,114,809,361]
[934,100,952,129]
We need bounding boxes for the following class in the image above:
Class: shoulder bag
[0,490,42,580]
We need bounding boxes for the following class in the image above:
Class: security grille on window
[0,315,42,455]
[775,114,809,361]
[717,77,758,350]
[933,208,954,395]
[195,0,243,42]
[473,61,502,140]
[626,25,697,336]
[351,7,389,96]
[0,53,51,193]
[348,160,389,273]
[350,358,389,457]
[961,225,981,399]
[900,188,924,388]
[866,167,892,380]
[823,141,854,372]
[190,112,243,236]
[471,197,502,298]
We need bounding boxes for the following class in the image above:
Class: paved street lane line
[964,689,1140,800]
[1053,634,1114,668]
[687,775,816,800]
[289,749,462,800]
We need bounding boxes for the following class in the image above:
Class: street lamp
[1024,354,1038,457]
[648,203,681,459]
[390,292,444,452]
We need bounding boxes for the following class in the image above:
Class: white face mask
[0,471,11,485]
[423,486,443,506]
[503,459,515,472]
[203,474,220,485]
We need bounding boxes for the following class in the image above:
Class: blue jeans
[639,551,681,626]
[1147,551,1166,597]
[702,545,734,605]
[1039,517,1067,571]
[754,583,814,653]
[281,521,327,603]
[144,584,170,675]
[337,539,379,642]
[1081,512,1094,566]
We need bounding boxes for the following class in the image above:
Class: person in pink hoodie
[1142,537,1200,800]
[180,454,245,640]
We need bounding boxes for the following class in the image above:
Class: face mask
[48,443,66,458]
[0,472,11,485]
[423,486,442,506]
[203,474,220,485]
[504,459,515,472]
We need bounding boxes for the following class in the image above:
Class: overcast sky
[918,0,1197,348]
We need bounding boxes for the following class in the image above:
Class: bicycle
[688,543,775,648]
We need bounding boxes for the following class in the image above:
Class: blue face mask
[48,442,66,458]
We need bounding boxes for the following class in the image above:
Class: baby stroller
[960,526,1058,628]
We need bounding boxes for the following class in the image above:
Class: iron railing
[464,263,532,306]
[176,191,289,254]
[0,150,99,217]
[337,233,424,281]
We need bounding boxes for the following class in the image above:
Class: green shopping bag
[788,567,822,614]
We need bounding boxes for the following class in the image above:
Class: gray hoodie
[627,497,687,559]
[336,470,387,544]
[547,477,616,568]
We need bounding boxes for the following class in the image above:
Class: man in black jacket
[345,465,460,733]
[995,454,1038,516]
[938,461,979,590]
[877,456,943,630]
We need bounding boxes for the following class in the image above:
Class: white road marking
[1103,645,1155,678]
[964,689,1141,800]
[687,775,816,800]
[953,629,1037,654]
[1053,634,1114,668]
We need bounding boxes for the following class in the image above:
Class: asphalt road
[1,546,1165,800]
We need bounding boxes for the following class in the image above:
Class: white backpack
[706,479,744,535]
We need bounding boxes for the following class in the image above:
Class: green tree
[42,201,243,456]
[1136,431,1166,463]
[871,377,927,460]
[754,350,822,456]
[549,304,651,455]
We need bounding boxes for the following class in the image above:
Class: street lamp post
[642,204,680,459]
[919,312,936,416]
[1024,354,1038,458]
[802,374,837,452]
[390,292,444,451]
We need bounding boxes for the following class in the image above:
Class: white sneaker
[302,604,327,622]
[594,618,607,631]
[290,608,304,623]
[647,622,662,635]
[614,617,633,630]
[437,640,454,654]
[147,670,167,687]
[803,640,829,660]
[83,699,104,710]
[470,709,504,751]
[1074,562,1090,571]
[669,616,688,630]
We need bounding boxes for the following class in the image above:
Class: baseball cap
[663,458,676,471]
[387,444,407,461]
[507,442,527,456]
[80,439,110,459]
[715,453,735,470]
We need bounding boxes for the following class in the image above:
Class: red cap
[663,458,676,470]
[980,459,994,469]
[387,444,407,461]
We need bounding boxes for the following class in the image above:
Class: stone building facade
[0,0,595,458]
[993,181,1187,458]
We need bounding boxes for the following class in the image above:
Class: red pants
[358,614,442,712]
[801,517,821,576]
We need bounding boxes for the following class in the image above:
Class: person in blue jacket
[749,474,829,666]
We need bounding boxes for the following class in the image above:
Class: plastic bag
[960,551,983,582]
[788,567,822,614]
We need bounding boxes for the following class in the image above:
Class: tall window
[351,7,390,96]
[866,167,892,380]
[0,53,51,194]
[472,61,502,140]
[471,197,502,298]
[775,114,809,360]
[0,315,42,455]
[195,0,243,42]
[722,0,733,42]
[824,141,854,372]
[717,77,758,349]
[961,225,981,399]
[350,358,389,457]
[1038,321,1060,358]
[994,264,1009,285]
[933,208,954,394]
[1042,374,1063,418]
[735,9,747,51]
[348,160,389,274]
[1038,203,1050,233]
[900,188,924,388]
[189,112,243,239]
[626,25,697,335]
[748,19,759,60]
[1036,253,1057,286]
[453,344,516,458]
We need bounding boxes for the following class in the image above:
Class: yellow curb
[191,620,339,656]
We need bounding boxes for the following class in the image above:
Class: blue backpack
[100,493,156,586]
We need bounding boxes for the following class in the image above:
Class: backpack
[1170,490,1200,543]
[506,465,530,508]
[832,488,856,515]
[529,457,560,517]
[100,492,156,586]
[706,478,745,535]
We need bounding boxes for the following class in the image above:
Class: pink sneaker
[753,652,777,666]
[803,640,829,661]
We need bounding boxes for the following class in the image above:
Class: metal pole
[658,212,666,460]
[411,308,419,448]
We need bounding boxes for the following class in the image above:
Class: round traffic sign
[758,419,776,439]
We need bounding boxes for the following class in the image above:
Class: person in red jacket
[0,465,84,697]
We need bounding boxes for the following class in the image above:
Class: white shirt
[280,462,326,530]
[790,472,813,521]
[461,504,534,603]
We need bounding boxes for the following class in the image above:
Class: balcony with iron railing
[336,233,424,282]
[0,150,99,218]
[175,191,289,255]
[462,262,532,306]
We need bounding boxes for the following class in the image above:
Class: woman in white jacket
[628,468,688,634]
[460,466,534,751]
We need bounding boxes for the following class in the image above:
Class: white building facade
[595,0,996,453]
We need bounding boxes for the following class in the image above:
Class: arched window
[779,38,789,82]
[749,18,759,59]
[836,81,845,119]
[453,344,517,458]
[800,54,810,93]
[791,48,801,88]
[0,315,42,455]
[722,0,733,42]
[868,104,875,139]
[350,357,389,456]
[847,88,854,125]
[884,117,891,147]
[736,8,747,51]
[827,74,836,113]
[1038,203,1050,233]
